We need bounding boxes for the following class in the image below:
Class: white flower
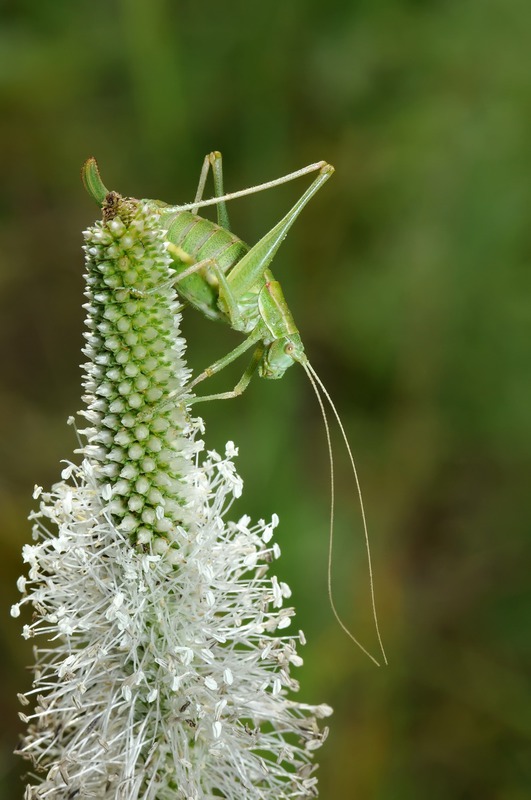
[14,192,332,799]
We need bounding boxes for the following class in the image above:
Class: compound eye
[284,342,294,355]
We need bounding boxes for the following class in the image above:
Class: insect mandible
[82,153,387,666]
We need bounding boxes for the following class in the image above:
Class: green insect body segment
[259,279,300,340]
[157,207,249,323]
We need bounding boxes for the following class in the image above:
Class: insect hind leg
[171,161,333,214]
[192,151,230,231]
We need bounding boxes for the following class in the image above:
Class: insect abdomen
[166,211,248,271]
[161,210,249,322]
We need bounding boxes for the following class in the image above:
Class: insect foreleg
[189,344,264,405]
[192,151,230,230]
[142,329,263,418]
[187,326,264,392]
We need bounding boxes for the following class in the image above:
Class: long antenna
[303,362,388,666]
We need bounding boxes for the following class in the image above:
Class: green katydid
[82,153,387,667]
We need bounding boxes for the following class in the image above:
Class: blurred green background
[1,0,531,797]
